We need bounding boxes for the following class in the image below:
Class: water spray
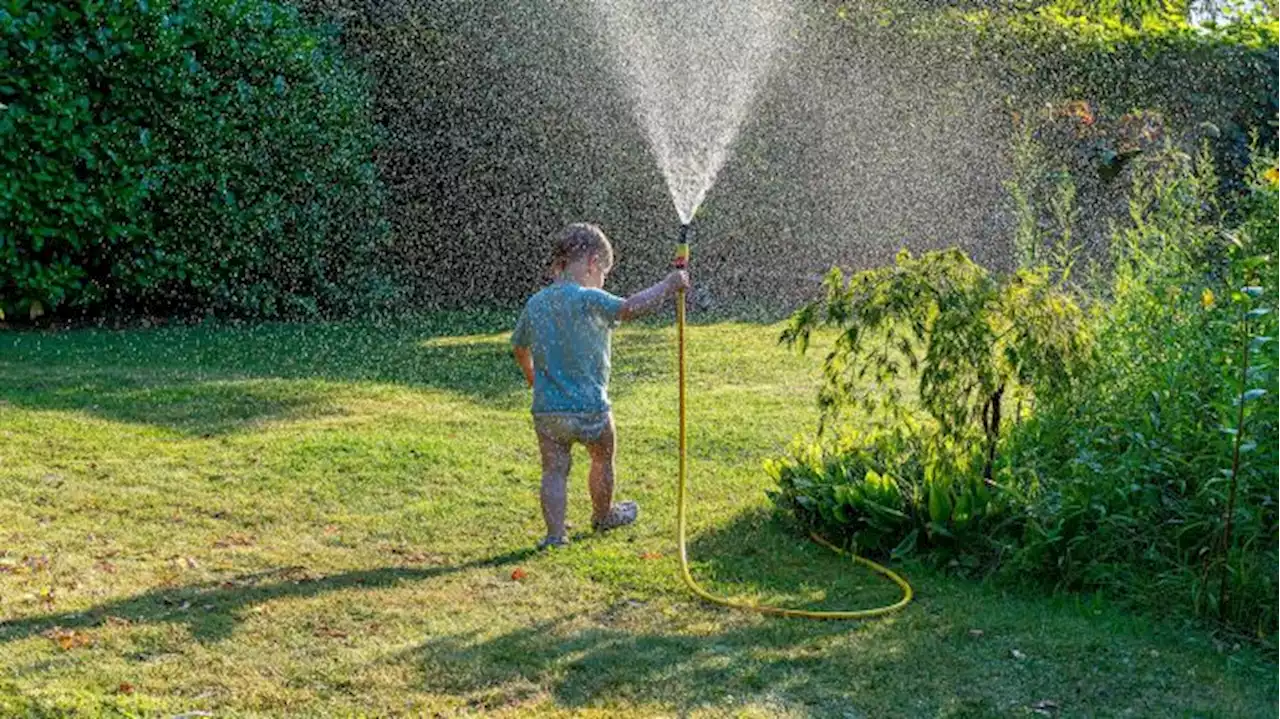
[671,221,912,619]
[587,0,910,618]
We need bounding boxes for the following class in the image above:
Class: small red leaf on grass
[640,552,663,560]
[511,568,527,581]
[118,682,134,695]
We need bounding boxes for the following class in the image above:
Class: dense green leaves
[770,249,1088,562]
[770,147,1278,638]
[999,150,1276,634]
[1,0,391,319]
[779,247,1092,462]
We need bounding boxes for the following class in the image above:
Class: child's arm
[511,309,534,387]
[618,271,690,322]
[513,346,534,387]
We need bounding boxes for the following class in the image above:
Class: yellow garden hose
[672,241,913,619]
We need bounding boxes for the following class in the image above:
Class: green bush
[1002,149,1278,637]
[984,9,1278,196]
[768,147,1279,637]
[765,424,1021,566]
[1,0,392,320]
[769,248,1090,562]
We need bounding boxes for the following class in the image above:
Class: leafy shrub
[769,248,1090,561]
[1,0,392,320]
[765,424,1021,566]
[1003,149,1278,636]
[779,248,1093,475]
[769,146,1278,637]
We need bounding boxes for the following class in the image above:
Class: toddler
[512,223,690,549]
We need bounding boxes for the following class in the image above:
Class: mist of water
[586,0,794,225]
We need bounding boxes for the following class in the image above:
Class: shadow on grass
[685,508,911,613]
[0,547,536,646]
[404,613,867,714]
[397,510,916,714]
[0,372,340,436]
[0,311,674,435]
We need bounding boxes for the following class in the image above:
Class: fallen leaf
[44,627,91,651]
[118,682,135,695]
[511,568,527,581]
[184,557,199,569]
[640,551,663,560]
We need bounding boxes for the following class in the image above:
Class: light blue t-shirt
[511,281,626,414]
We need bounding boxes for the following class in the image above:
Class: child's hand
[665,270,691,293]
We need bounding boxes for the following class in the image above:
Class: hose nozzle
[674,224,691,269]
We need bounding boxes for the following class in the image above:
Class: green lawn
[1,312,1274,717]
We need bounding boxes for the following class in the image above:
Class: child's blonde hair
[550,223,614,277]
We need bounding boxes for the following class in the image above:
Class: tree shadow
[1,310,783,436]
[0,371,340,437]
[394,509,921,714]
[402,612,869,715]
[0,547,535,646]
[0,311,672,435]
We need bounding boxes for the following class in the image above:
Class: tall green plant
[780,249,1093,480]
[1215,283,1267,619]
[1003,147,1277,636]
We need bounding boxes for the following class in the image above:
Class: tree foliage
[1,0,391,320]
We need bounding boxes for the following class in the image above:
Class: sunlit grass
[1,313,1275,717]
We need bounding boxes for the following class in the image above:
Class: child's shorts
[533,412,612,445]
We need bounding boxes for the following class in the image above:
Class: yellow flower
[1201,288,1215,310]
[1265,166,1279,187]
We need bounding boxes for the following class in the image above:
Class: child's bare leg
[537,430,572,539]
[585,416,616,524]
